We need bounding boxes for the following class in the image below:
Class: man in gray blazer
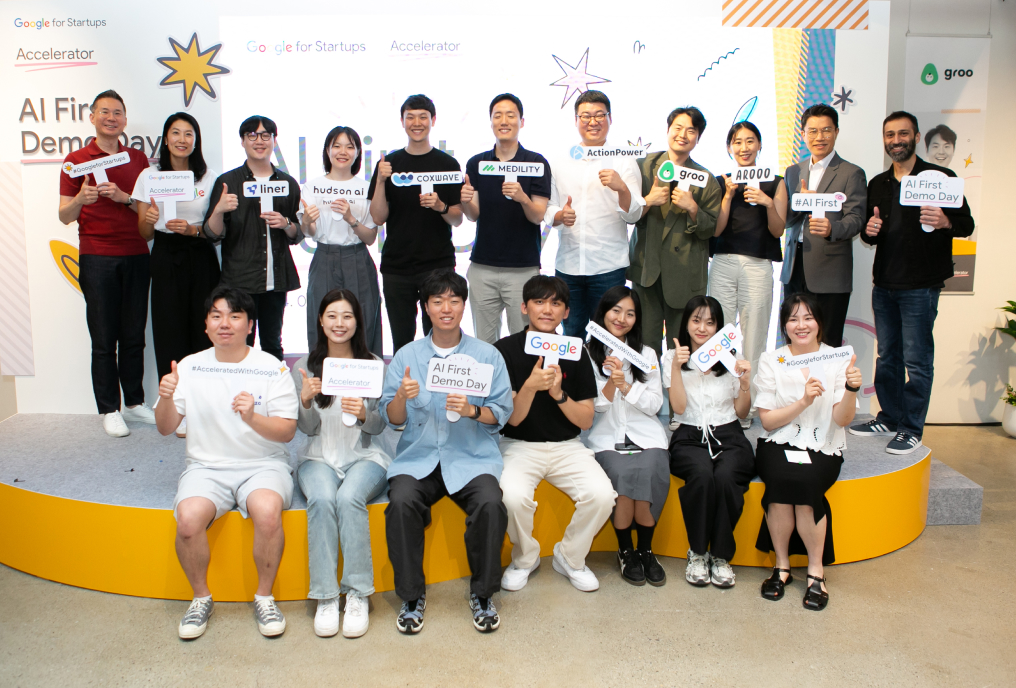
[781,104,867,347]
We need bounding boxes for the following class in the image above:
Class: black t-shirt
[367,147,462,276]
[877,175,944,289]
[466,145,552,268]
[713,176,783,262]
[494,330,598,442]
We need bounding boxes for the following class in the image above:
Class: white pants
[466,262,540,345]
[499,438,617,570]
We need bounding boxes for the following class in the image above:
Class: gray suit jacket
[780,152,867,293]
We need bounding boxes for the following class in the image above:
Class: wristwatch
[438,200,450,214]
[470,404,483,419]
[554,390,569,405]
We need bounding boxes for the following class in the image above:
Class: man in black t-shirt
[368,94,463,353]
[494,275,616,593]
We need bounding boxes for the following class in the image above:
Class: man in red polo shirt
[59,90,154,437]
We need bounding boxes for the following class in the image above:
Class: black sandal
[803,574,829,611]
[760,568,793,601]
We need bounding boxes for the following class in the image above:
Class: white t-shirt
[131,165,218,232]
[297,175,375,246]
[661,349,741,429]
[173,347,299,466]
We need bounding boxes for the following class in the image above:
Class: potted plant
[997,301,1016,437]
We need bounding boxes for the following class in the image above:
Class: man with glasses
[780,104,866,348]
[203,116,302,361]
[544,91,644,337]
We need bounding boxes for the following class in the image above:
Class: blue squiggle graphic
[697,48,740,81]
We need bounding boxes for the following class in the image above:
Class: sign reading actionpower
[391,170,462,194]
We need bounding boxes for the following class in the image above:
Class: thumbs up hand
[159,361,180,399]
[460,173,475,205]
[397,365,419,401]
[301,198,320,225]
[866,207,882,237]
[145,196,160,226]
[376,153,392,182]
[800,178,814,193]
[299,368,322,408]
[77,176,99,206]
[215,182,238,214]
[845,354,862,390]
[559,195,576,227]
[645,173,670,207]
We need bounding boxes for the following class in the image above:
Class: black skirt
[754,439,842,565]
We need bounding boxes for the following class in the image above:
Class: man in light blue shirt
[380,269,512,635]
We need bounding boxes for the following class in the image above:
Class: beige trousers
[466,262,540,345]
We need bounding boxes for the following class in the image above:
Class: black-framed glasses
[576,113,609,124]
[245,131,274,142]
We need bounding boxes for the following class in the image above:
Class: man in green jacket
[628,107,721,359]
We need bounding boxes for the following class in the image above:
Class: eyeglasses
[804,127,836,139]
[576,113,609,124]
[245,131,274,142]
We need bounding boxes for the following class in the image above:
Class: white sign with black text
[243,179,290,214]
[585,321,654,373]
[477,160,545,199]
[321,357,385,426]
[426,353,495,422]
[391,170,463,195]
[62,151,130,185]
[791,191,846,219]
[899,170,965,232]
[524,330,583,366]
[143,170,194,222]
[731,165,775,205]
[776,345,854,387]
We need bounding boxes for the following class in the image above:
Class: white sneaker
[313,598,339,637]
[178,597,213,639]
[342,594,369,638]
[253,597,286,637]
[122,402,156,424]
[552,542,598,592]
[175,417,187,438]
[685,550,711,586]
[501,558,540,591]
[710,555,736,588]
[102,411,130,438]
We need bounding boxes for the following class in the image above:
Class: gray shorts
[174,460,294,521]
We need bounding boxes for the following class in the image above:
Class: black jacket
[862,156,974,289]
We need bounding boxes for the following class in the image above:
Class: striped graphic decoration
[796,28,837,160]
[723,0,868,30]
[0,162,36,376]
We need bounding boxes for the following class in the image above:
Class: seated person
[495,275,615,593]
[380,269,513,634]
[586,286,668,587]
[155,286,299,639]
[754,293,862,611]
[292,289,391,639]
[663,296,755,589]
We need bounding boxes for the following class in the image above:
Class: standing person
[849,111,973,455]
[709,121,788,427]
[780,104,867,348]
[495,275,615,593]
[298,126,381,355]
[155,286,299,639]
[628,106,721,360]
[586,286,670,587]
[754,294,862,611]
[544,90,644,337]
[292,290,390,639]
[663,296,755,589]
[134,113,220,438]
[368,94,463,353]
[462,93,552,343]
[380,270,512,634]
[58,89,154,437]
[203,116,302,361]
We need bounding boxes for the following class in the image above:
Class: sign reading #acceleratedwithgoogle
[524,331,583,366]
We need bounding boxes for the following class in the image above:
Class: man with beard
[849,111,973,455]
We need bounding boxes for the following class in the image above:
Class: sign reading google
[524,331,583,366]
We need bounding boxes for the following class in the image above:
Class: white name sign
[321,357,385,426]
[776,345,854,387]
[657,161,710,191]
[187,358,290,401]
[391,170,462,195]
[243,179,290,214]
[585,321,654,373]
[524,330,583,366]
[143,170,194,223]
[899,170,965,232]
[308,181,368,220]
[731,166,776,186]
[791,191,846,219]
[690,324,743,376]
[62,151,130,185]
[478,161,545,199]
[426,353,495,422]
[576,145,647,161]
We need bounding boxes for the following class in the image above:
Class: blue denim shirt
[380,330,513,493]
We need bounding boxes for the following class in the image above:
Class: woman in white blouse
[586,286,670,587]
[299,127,381,355]
[292,289,391,638]
[754,293,862,611]
[663,295,755,589]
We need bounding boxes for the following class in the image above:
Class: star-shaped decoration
[157,33,230,107]
[832,86,854,112]
[964,154,973,168]
[627,136,652,151]
[549,48,610,109]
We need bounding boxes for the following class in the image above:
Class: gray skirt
[594,448,671,521]
[306,242,382,356]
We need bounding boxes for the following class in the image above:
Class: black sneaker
[848,419,897,437]
[396,595,426,634]
[886,431,923,455]
[469,594,500,633]
[640,549,667,587]
[618,548,646,586]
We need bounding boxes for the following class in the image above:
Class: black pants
[78,253,150,414]
[382,269,441,354]
[385,468,508,601]
[245,291,287,361]
[786,250,851,347]
[151,232,220,379]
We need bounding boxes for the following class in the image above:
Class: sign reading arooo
[426,353,495,422]
[62,151,130,185]
[243,179,290,214]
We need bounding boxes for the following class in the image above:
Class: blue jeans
[871,286,940,438]
[556,267,628,338]
[297,459,388,599]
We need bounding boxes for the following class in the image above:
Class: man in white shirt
[155,286,299,640]
[544,91,645,337]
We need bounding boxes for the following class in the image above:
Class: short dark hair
[91,90,125,113]
[239,115,278,138]
[726,121,762,147]
[205,285,256,321]
[677,296,728,376]
[522,275,570,308]
[420,269,467,302]
[924,123,957,149]
[574,90,610,115]
[159,113,207,181]
[780,293,824,346]
[883,110,920,133]
[587,286,647,384]
[401,94,436,119]
[322,126,363,176]
[667,106,707,135]
[489,93,523,118]
[801,104,839,130]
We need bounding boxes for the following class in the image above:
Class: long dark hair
[158,112,207,181]
[678,295,728,376]
[780,293,825,347]
[307,289,372,409]
[322,126,363,176]
[587,286,647,384]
